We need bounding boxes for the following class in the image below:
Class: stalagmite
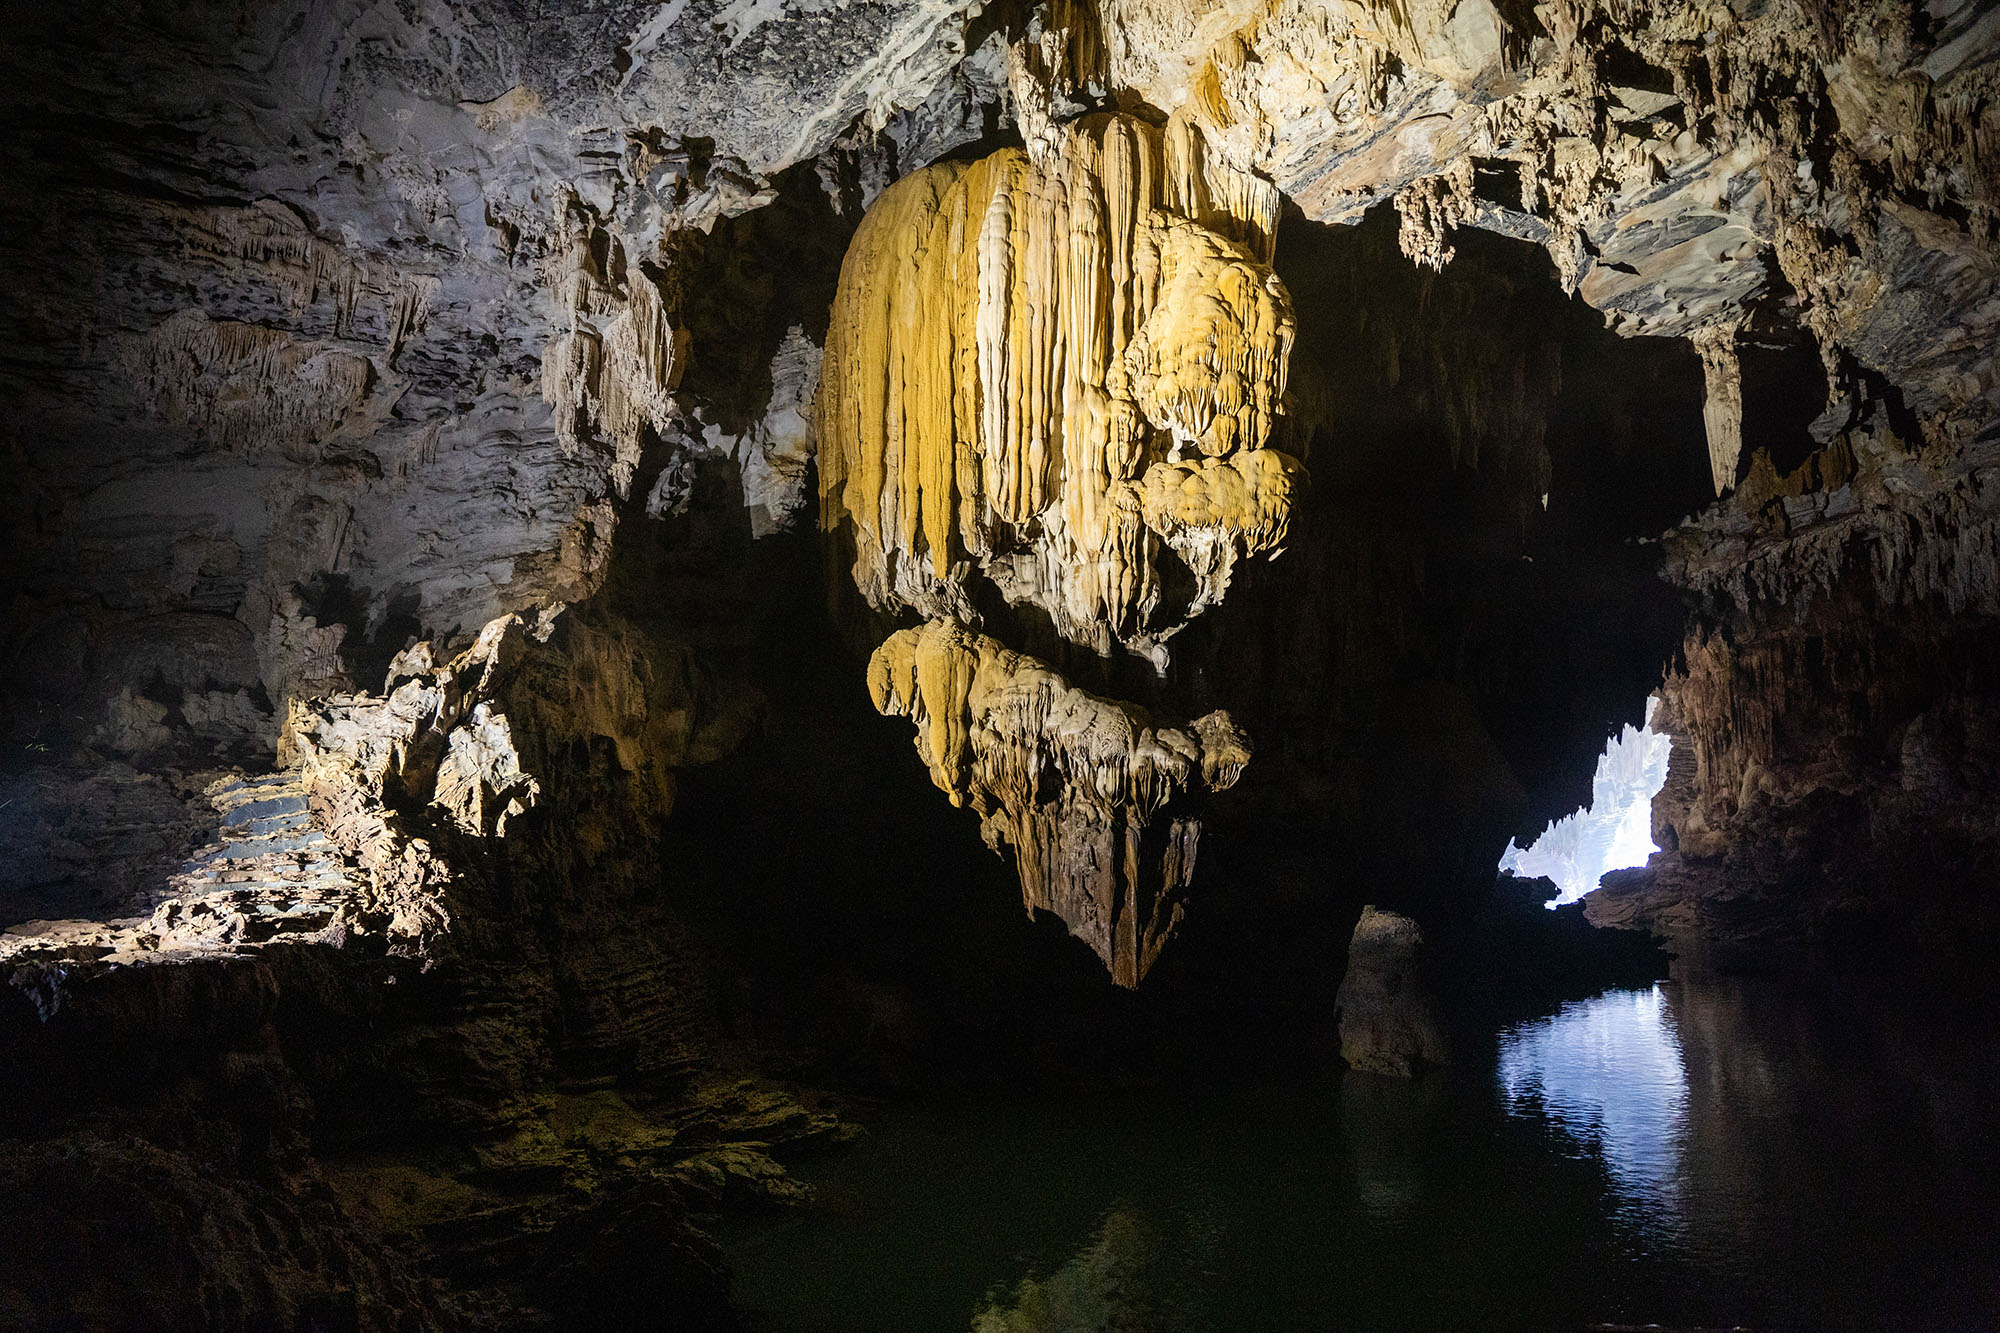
[816,111,1302,663]
[869,618,1249,987]
[1692,325,1745,496]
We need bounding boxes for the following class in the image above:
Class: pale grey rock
[0,0,999,756]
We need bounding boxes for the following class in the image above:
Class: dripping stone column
[1692,324,1744,496]
[817,111,1297,985]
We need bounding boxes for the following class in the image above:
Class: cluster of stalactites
[133,309,373,460]
[868,618,1249,985]
[815,111,1302,666]
[541,190,689,498]
[1691,324,1744,497]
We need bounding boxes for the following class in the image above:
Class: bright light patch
[1501,698,1672,908]
[1497,984,1688,1208]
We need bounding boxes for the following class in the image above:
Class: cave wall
[2,0,1999,1325]
[6,0,1997,972]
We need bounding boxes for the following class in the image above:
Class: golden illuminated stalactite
[822,110,1300,984]
[816,161,973,596]
[1137,446,1305,613]
[869,619,1250,987]
[1128,212,1294,456]
[815,110,1303,664]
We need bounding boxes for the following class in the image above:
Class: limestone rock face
[1084,0,2000,448]
[1585,419,2000,969]
[0,617,557,993]
[2,0,1999,1319]
[869,619,1249,986]
[1336,906,1450,1078]
[0,592,794,1324]
[0,0,1002,755]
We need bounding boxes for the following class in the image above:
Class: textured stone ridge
[0,614,554,1000]
[869,618,1250,986]
[0,0,1996,1318]
[1087,0,2000,454]
[1584,419,2000,967]
[816,110,1303,666]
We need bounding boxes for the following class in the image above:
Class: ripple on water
[1497,984,1689,1225]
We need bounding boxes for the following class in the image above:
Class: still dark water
[722,980,2000,1331]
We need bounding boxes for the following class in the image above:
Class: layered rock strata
[1081,0,2000,490]
[1,598,812,1326]
[1587,416,2000,969]
[1,0,1998,1321]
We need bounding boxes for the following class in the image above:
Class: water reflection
[970,1210,1156,1333]
[1497,984,1687,1214]
[725,980,2000,1331]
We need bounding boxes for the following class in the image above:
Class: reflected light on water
[726,977,2000,1331]
[1498,985,1688,1212]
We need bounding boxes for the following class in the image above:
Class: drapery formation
[816,111,1303,665]
[817,109,1300,984]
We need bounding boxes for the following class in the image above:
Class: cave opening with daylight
[1501,698,1674,907]
[3,0,2000,1328]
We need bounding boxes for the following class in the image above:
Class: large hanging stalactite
[869,618,1249,987]
[815,109,1303,665]
[815,109,1300,983]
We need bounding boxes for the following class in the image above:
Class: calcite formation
[542,190,692,501]
[818,107,1297,983]
[165,198,441,354]
[4,0,2000,1319]
[130,309,375,460]
[816,110,1303,664]
[1088,0,2000,447]
[1692,325,1745,496]
[1588,421,2000,964]
[869,619,1249,986]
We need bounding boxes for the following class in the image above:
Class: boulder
[1337,906,1451,1078]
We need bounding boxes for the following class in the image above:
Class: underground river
[723,979,2000,1331]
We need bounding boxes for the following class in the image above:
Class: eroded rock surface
[2,0,1999,1323]
[1336,905,1451,1077]
[1587,421,2000,969]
